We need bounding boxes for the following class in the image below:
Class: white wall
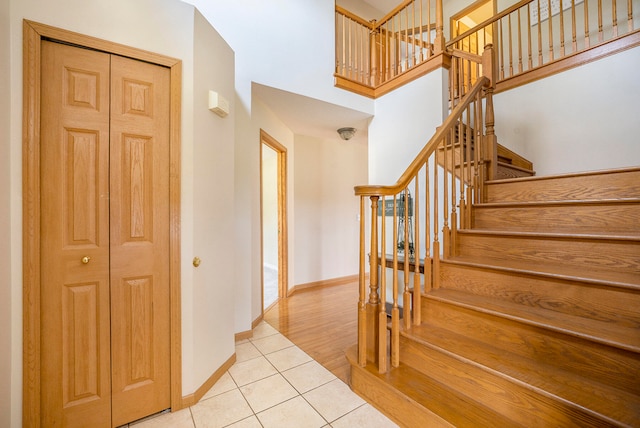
[368,68,449,185]
[6,0,237,420]
[232,85,298,333]
[337,0,387,20]
[188,9,236,392]
[294,135,368,285]
[494,45,640,175]
[182,0,374,116]
[181,0,375,329]
[1,0,12,425]
[232,93,258,332]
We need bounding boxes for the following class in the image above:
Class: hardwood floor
[263,282,359,384]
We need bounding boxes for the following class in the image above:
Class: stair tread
[471,199,640,236]
[497,160,535,174]
[455,230,640,277]
[426,288,640,352]
[485,166,640,185]
[446,255,640,289]
[476,197,640,208]
[401,323,640,425]
[458,228,640,242]
[484,167,640,203]
[496,144,534,171]
[345,345,523,427]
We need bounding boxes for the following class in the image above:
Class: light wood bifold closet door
[40,40,170,428]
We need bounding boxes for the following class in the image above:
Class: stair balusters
[355,45,496,372]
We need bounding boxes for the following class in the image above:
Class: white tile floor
[130,322,398,428]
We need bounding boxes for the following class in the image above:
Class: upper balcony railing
[335,0,444,96]
[336,0,639,97]
[447,0,638,91]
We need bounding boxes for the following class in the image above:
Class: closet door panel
[109,54,171,427]
[40,40,112,428]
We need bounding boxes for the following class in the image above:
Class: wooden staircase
[437,125,536,181]
[348,167,640,427]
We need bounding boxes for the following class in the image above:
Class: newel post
[357,196,367,366]
[433,0,445,54]
[482,44,498,185]
[367,196,380,364]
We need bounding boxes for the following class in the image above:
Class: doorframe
[22,20,183,426]
[450,0,496,40]
[259,130,288,313]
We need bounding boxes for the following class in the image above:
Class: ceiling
[252,83,373,143]
[361,0,400,15]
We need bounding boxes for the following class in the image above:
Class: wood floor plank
[263,282,358,384]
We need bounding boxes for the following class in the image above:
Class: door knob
[81,256,91,264]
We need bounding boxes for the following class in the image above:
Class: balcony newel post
[367,196,380,364]
[433,0,445,54]
[482,44,498,184]
[369,20,379,87]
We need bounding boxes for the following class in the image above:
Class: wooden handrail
[354,75,489,197]
[374,0,415,29]
[449,48,483,63]
[336,5,374,28]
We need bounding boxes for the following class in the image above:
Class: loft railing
[336,0,638,95]
[354,46,496,372]
[335,7,374,86]
[448,0,638,89]
[335,0,444,89]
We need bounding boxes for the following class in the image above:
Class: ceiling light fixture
[337,127,356,140]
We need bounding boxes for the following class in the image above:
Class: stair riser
[485,169,640,203]
[439,262,640,330]
[497,164,534,179]
[399,337,609,427]
[421,298,640,395]
[455,233,640,275]
[350,370,450,428]
[472,203,640,235]
[347,346,517,427]
[348,358,453,427]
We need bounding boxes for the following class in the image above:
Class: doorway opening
[260,130,288,311]
[450,0,495,53]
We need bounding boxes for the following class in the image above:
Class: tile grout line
[192,326,392,428]
[130,324,395,427]
[242,334,332,426]
[246,330,366,427]
[231,330,340,427]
